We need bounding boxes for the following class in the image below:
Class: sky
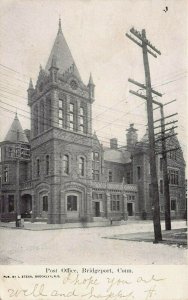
[0,0,187,158]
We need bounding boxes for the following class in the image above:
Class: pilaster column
[59,190,66,224]
[123,193,128,220]
[87,103,92,135]
[77,98,80,132]
[85,187,92,222]
[106,192,111,219]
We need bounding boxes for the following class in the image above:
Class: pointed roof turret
[4,114,29,143]
[50,55,58,69]
[88,73,94,85]
[45,19,81,80]
[28,78,34,90]
[58,17,62,34]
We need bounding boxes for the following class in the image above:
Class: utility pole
[154,102,179,230]
[126,28,162,242]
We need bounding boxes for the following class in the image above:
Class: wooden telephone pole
[154,104,179,230]
[126,28,162,242]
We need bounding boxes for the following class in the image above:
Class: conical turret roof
[45,19,82,81]
[4,114,29,143]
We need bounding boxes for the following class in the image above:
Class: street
[0,220,187,265]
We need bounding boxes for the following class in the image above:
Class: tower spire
[58,17,62,33]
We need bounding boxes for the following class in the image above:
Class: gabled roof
[4,114,29,143]
[45,19,82,81]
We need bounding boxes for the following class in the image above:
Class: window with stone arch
[67,195,77,211]
[63,154,69,175]
[79,157,85,176]
[33,104,39,136]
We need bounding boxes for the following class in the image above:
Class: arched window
[63,155,69,175]
[79,157,84,176]
[46,155,50,175]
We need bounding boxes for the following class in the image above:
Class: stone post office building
[0,21,186,224]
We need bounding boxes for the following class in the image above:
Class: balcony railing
[92,181,137,192]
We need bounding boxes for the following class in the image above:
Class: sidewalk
[103,227,187,248]
[0,219,119,230]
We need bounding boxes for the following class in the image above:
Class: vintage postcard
[0,0,187,299]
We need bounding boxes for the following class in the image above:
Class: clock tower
[27,19,95,224]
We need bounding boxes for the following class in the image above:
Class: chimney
[24,129,31,142]
[110,138,118,149]
[126,123,138,151]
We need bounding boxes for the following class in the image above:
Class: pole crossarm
[128,78,163,97]
[155,133,178,143]
[126,33,142,48]
[153,99,176,110]
[126,33,157,58]
[130,27,161,55]
[156,147,179,155]
[154,120,178,130]
[154,113,178,123]
[129,89,147,100]
[154,126,178,136]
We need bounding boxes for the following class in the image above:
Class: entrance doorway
[127,202,133,216]
[94,202,100,217]
[21,194,32,218]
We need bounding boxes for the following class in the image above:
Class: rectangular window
[109,170,112,182]
[67,195,77,211]
[70,103,74,112]
[127,172,131,184]
[59,119,63,128]
[43,196,48,211]
[171,199,176,211]
[93,170,99,181]
[160,179,163,194]
[59,100,63,108]
[69,103,74,131]
[137,166,141,180]
[110,199,120,211]
[3,165,8,183]
[168,169,179,185]
[79,107,84,133]
[37,159,40,177]
[59,99,64,128]
[8,195,14,212]
[59,110,63,118]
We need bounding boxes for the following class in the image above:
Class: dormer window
[70,80,78,90]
